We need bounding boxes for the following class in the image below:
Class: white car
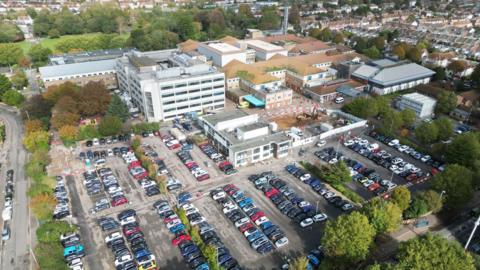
[389,165,398,172]
[410,167,421,174]
[299,174,311,182]
[120,216,136,226]
[234,217,250,228]
[185,207,199,216]
[342,204,354,211]
[420,155,431,162]
[107,149,114,156]
[2,207,12,221]
[108,186,123,194]
[388,139,399,147]
[328,158,338,164]
[300,218,314,228]
[362,180,374,188]
[223,204,238,214]
[166,220,182,229]
[394,167,405,175]
[244,229,258,237]
[212,191,226,201]
[114,255,133,267]
[387,183,397,191]
[316,140,326,147]
[254,216,270,226]
[140,180,156,189]
[367,143,379,151]
[358,139,369,146]
[324,192,335,199]
[391,158,403,165]
[343,140,354,147]
[398,145,409,152]
[181,203,195,211]
[275,237,289,248]
[67,258,83,269]
[190,217,206,226]
[105,232,122,243]
[313,213,328,222]
[299,201,311,208]
[93,138,99,146]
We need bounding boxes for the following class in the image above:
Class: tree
[30,194,56,220]
[21,94,53,122]
[47,29,60,39]
[54,95,80,114]
[36,220,74,243]
[414,122,438,144]
[404,195,429,219]
[400,109,416,127]
[363,46,381,59]
[392,44,406,59]
[432,164,473,208]
[25,119,45,134]
[342,97,379,118]
[323,160,350,183]
[23,130,50,152]
[51,112,80,130]
[395,234,475,270]
[59,125,78,145]
[288,4,300,27]
[433,117,453,141]
[77,82,111,116]
[258,8,281,30]
[380,109,404,134]
[289,256,309,270]
[406,47,422,62]
[447,60,467,75]
[321,212,375,267]
[353,37,368,53]
[371,36,386,51]
[98,115,123,136]
[43,82,78,105]
[2,90,25,107]
[204,244,221,270]
[0,74,12,97]
[333,32,345,44]
[435,90,457,114]
[418,190,443,213]
[0,43,24,66]
[78,125,99,140]
[316,28,333,42]
[391,186,411,212]
[28,44,52,65]
[471,64,480,85]
[445,133,480,168]
[10,70,28,90]
[107,94,129,121]
[433,67,446,81]
[35,242,69,270]
[362,198,402,233]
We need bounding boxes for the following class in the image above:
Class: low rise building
[397,92,437,118]
[197,42,249,67]
[200,110,292,167]
[39,59,118,90]
[116,50,225,122]
[243,39,288,61]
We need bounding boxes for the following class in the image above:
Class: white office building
[197,42,249,67]
[200,110,291,167]
[116,50,225,122]
[397,92,437,119]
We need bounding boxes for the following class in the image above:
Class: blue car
[309,179,321,187]
[181,245,199,256]
[135,249,151,259]
[195,262,210,270]
[218,254,232,265]
[178,192,192,202]
[307,254,320,267]
[247,231,264,243]
[170,224,185,234]
[285,165,296,172]
[353,163,363,171]
[238,198,253,208]
[64,245,84,257]
[260,221,274,230]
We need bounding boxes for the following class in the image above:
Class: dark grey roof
[370,63,435,86]
[39,59,117,79]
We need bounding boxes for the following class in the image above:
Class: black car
[118,209,137,220]
[184,251,202,263]
[189,257,206,268]
[145,186,160,197]
[130,237,146,246]
[86,141,93,147]
[99,138,106,145]
[53,210,70,219]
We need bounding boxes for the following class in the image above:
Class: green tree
[445,133,480,168]
[290,256,309,270]
[35,242,69,270]
[23,130,50,152]
[54,9,85,35]
[78,125,99,140]
[321,212,375,268]
[0,23,24,43]
[47,28,60,39]
[258,8,281,30]
[371,36,386,50]
[392,44,406,59]
[433,67,446,81]
[28,44,52,66]
[333,32,345,44]
[418,190,443,213]
[414,122,438,144]
[288,4,300,27]
[107,94,129,121]
[395,234,475,270]
[432,164,473,208]
[11,70,28,90]
[362,198,402,233]
[400,109,416,127]
[406,47,422,62]
[0,43,23,66]
[323,160,350,183]
[433,117,453,141]
[98,115,123,136]
[342,97,379,118]
[435,90,457,114]
[391,186,411,212]
[36,220,75,243]
[353,37,368,53]
[0,74,12,96]
[404,196,429,219]
[381,109,404,134]
[2,90,25,107]
[317,27,333,42]
[204,244,221,270]
[363,46,381,59]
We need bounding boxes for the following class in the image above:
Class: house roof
[288,40,333,54]
[370,63,435,86]
[178,39,199,53]
[352,65,379,80]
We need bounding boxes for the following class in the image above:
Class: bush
[78,125,99,140]
[131,122,160,134]
[2,89,25,107]
[36,220,75,243]
[35,242,69,270]
[30,194,57,220]
[404,197,429,219]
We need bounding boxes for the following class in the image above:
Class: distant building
[351,60,435,95]
[200,110,291,167]
[39,59,118,90]
[243,40,288,61]
[115,50,225,122]
[197,42,250,67]
[397,92,437,118]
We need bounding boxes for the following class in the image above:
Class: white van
[334,97,344,104]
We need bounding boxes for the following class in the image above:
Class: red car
[406,174,418,182]
[196,174,210,181]
[251,212,265,222]
[168,144,181,150]
[164,216,179,223]
[133,171,148,180]
[128,161,141,170]
[218,161,231,169]
[368,183,381,191]
[185,162,198,169]
[265,188,279,198]
[112,197,128,207]
[123,226,141,236]
[226,188,239,196]
[172,234,191,245]
[239,222,253,233]
[223,184,237,192]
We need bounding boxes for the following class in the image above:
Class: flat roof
[245,40,285,52]
[202,110,250,126]
[243,95,265,107]
[401,92,437,104]
[230,132,290,153]
[370,63,435,86]
[39,59,116,79]
[208,42,242,53]
[238,123,267,132]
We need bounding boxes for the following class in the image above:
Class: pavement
[0,104,30,270]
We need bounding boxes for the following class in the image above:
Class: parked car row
[342,136,433,182]
[85,135,131,147]
[285,165,354,212]
[160,133,182,150]
[122,148,160,197]
[176,150,210,181]
[2,170,14,226]
[61,232,85,269]
[248,172,328,227]
[212,184,283,253]
[95,167,128,207]
[368,131,444,171]
[53,175,72,220]
[198,142,237,175]
[79,146,131,162]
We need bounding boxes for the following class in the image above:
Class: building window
[162,85,173,90]
[176,83,187,88]
[253,148,260,154]
[189,81,200,86]
[213,77,224,82]
[201,79,212,84]
[162,93,174,98]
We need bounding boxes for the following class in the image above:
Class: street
[0,104,30,270]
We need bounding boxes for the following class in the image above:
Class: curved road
[0,104,30,270]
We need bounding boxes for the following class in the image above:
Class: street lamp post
[316,201,320,214]
[465,215,480,250]
[440,190,446,200]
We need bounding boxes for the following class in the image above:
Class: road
[0,104,30,270]
[25,69,40,94]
